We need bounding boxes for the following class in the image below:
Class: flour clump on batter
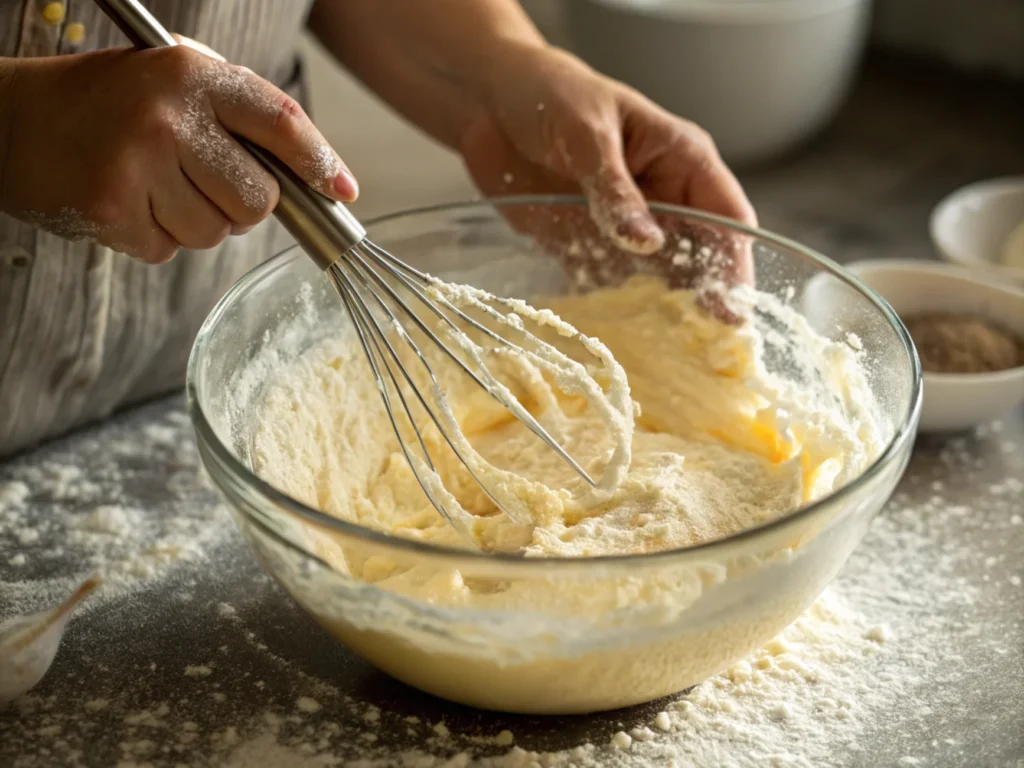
[252,273,885,559]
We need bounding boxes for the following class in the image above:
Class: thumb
[578,150,665,256]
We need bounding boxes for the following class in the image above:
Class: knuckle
[570,112,609,144]
[88,199,121,231]
[254,178,280,221]
[233,178,278,226]
[87,180,130,231]
[272,93,306,132]
[143,238,179,265]
[136,101,178,146]
[682,124,718,158]
[184,221,231,251]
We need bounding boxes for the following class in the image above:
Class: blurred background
[303,0,1024,263]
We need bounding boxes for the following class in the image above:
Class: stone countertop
[1,55,1023,766]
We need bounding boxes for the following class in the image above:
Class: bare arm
[306,0,547,149]
[308,0,755,278]
[0,60,18,200]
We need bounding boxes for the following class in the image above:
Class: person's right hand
[0,42,358,263]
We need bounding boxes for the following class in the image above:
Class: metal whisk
[98,0,600,529]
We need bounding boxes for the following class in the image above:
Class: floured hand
[459,44,755,277]
[0,38,357,263]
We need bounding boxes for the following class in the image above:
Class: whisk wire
[335,255,526,521]
[355,242,598,488]
[344,246,494,395]
[327,267,459,527]
[364,241,514,350]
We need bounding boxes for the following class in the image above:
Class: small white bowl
[842,260,1024,433]
[930,177,1024,284]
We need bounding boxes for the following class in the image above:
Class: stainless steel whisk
[97,0,598,529]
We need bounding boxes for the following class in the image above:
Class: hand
[459,44,755,286]
[0,41,357,263]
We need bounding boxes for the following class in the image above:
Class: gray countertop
[2,54,1023,767]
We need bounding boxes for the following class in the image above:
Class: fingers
[151,168,232,250]
[138,214,181,265]
[206,65,358,202]
[176,110,281,229]
[684,133,757,228]
[95,205,179,265]
[581,162,665,256]
[566,123,665,256]
[163,47,355,233]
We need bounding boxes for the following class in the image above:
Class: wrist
[469,37,554,102]
[455,42,595,148]
[444,34,555,140]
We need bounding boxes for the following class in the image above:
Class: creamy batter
[253,275,882,560]
[247,273,887,713]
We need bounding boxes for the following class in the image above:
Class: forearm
[307,0,548,149]
[0,58,20,211]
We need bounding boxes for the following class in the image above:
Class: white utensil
[0,576,101,704]
[930,177,1024,284]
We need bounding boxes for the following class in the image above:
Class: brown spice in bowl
[904,313,1023,374]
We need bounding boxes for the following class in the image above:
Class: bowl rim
[929,175,1024,276]
[186,196,922,570]
[844,258,1024,383]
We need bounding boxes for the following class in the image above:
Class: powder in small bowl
[904,313,1023,374]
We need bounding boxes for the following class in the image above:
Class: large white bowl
[566,0,873,166]
[838,260,1024,433]
[930,177,1024,284]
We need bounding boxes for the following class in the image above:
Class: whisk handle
[93,0,174,47]
[92,0,367,269]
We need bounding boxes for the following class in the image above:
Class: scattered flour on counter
[296,696,322,714]
[0,402,236,621]
[2,400,1020,767]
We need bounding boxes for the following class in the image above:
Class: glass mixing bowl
[186,198,921,715]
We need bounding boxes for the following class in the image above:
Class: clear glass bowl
[186,198,921,714]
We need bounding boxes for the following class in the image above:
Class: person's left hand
[459,44,755,280]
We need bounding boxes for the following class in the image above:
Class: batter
[252,275,884,561]
[244,272,889,713]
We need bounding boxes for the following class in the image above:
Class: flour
[0,401,235,621]
[23,207,98,243]
[4,409,1018,766]
[579,177,665,256]
[304,143,342,188]
[171,45,343,212]
[175,65,274,214]
[296,696,322,713]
